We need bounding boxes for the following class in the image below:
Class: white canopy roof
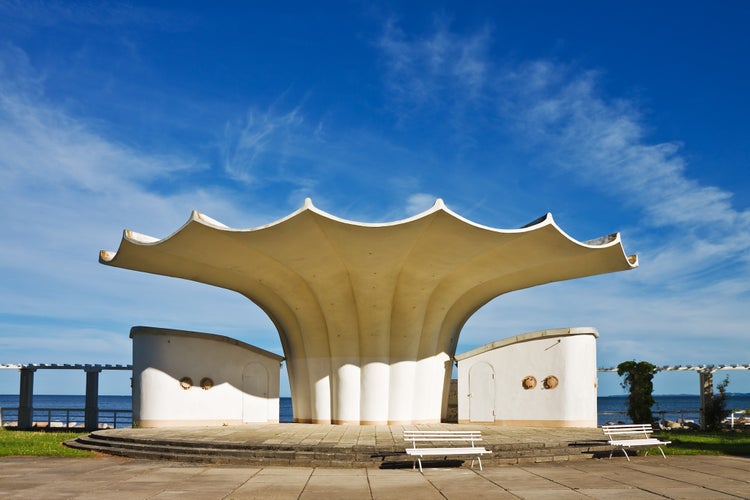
[101,198,637,424]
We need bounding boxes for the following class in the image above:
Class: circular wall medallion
[543,375,559,389]
[200,377,214,390]
[522,375,537,390]
[179,377,193,390]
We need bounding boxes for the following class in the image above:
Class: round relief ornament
[522,375,537,389]
[543,375,559,389]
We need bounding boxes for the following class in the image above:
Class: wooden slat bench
[403,430,491,472]
[602,424,671,461]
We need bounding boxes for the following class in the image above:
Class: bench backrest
[602,424,654,439]
[404,430,482,447]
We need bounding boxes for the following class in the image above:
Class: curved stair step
[65,431,612,467]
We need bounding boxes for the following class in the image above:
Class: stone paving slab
[1,455,749,499]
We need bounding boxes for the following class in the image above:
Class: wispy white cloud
[0,94,201,192]
[405,193,437,214]
[220,105,307,184]
[0,50,282,378]
[377,19,750,382]
[507,62,750,231]
[499,61,750,295]
[378,20,750,290]
[377,16,489,109]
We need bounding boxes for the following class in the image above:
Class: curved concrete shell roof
[100,198,637,424]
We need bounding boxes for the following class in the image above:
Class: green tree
[617,360,657,424]
[703,376,730,431]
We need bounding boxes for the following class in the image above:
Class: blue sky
[1,1,748,397]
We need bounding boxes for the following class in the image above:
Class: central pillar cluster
[101,198,637,424]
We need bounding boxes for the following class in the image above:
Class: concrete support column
[360,361,389,424]
[388,361,417,423]
[85,369,101,431]
[311,374,331,424]
[333,361,360,424]
[18,368,36,430]
[699,370,713,430]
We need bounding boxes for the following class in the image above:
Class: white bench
[602,424,671,461]
[404,430,491,472]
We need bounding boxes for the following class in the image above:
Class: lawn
[656,430,750,456]
[0,428,94,457]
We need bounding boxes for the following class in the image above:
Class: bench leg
[657,446,666,459]
[417,457,423,473]
[621,448,631,462]
[468,456,483,471]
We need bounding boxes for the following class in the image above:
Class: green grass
[656,430,750,456]
[0,428,94,457]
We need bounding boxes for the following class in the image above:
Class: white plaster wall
[131,327,282,427]
[457,331,598,427]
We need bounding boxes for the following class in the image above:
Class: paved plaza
[1,454,748,499]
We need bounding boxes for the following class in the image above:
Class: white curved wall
[131,326,283,427]
[456,327,599,427]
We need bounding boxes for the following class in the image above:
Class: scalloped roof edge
[100,198,638,268]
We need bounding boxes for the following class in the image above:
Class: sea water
[2,394,748,427]
[598,394,750,426]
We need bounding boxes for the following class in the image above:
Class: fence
[0,407,132,429]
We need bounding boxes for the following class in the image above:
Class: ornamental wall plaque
[522,375,537,389]
[543,375,559,389]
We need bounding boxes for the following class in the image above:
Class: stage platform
[66,423,612,468]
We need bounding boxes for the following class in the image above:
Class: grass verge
[656,430,750,456]
[0,428,94,457]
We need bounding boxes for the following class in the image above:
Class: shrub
[703,376,730,431]
[617,360,657,424]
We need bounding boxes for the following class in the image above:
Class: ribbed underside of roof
[101,198,637,424]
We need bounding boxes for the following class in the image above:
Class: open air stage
[66,423,611,468]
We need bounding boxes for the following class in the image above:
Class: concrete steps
[65,430,612,468]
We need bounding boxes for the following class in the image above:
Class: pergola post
[85,368,101,431]
[18,367,36,430]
